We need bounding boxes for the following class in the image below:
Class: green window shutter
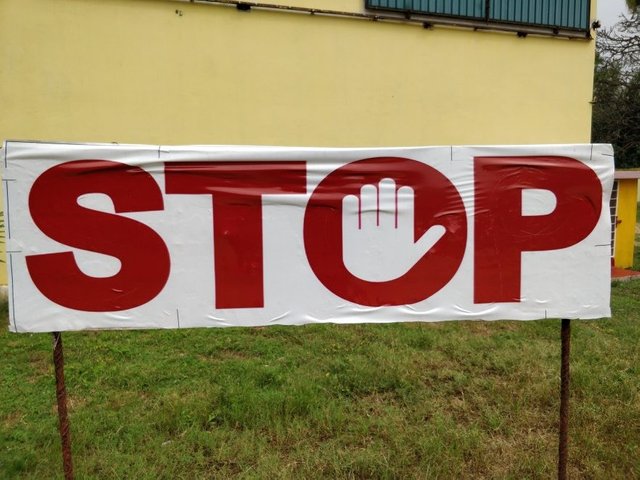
[365,0,485,19]
[365,0,590,30]
[489,0,589,30]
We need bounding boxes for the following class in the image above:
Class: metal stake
[52,332,74,480]
[558,319,571,480]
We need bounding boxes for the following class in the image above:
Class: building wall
[0,0,596,146]
[0,0,599,284]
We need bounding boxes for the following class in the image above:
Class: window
[365,0,591,32]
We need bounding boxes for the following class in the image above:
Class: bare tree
[592,7,640,167]
[597,9,640,76]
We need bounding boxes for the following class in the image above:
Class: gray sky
[598,0,631,29]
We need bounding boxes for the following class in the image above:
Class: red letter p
[474,156,602,303]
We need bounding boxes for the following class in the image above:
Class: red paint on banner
[473,156,602,303]
[304,157,467,306]
[26,160,170,311]
[165,161,307,308]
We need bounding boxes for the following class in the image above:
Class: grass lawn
[2,286,639,479]
[1,212,639,479]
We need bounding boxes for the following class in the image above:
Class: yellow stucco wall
[0,0,598,285]
[0,0,596,146]
[614,179,639,269]
[260,0,362,11]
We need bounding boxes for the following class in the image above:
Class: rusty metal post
[558,319,571,480]
[52,332,74,480]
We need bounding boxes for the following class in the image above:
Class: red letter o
[304,157,467,306]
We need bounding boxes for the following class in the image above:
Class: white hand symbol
[342,178,446,282]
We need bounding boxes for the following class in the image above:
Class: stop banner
[2,141,613,332]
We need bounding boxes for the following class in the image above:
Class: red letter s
[27,160,170,311]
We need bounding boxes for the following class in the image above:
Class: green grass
[1,286,639,479]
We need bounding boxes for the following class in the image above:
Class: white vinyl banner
[2,141,614,332]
